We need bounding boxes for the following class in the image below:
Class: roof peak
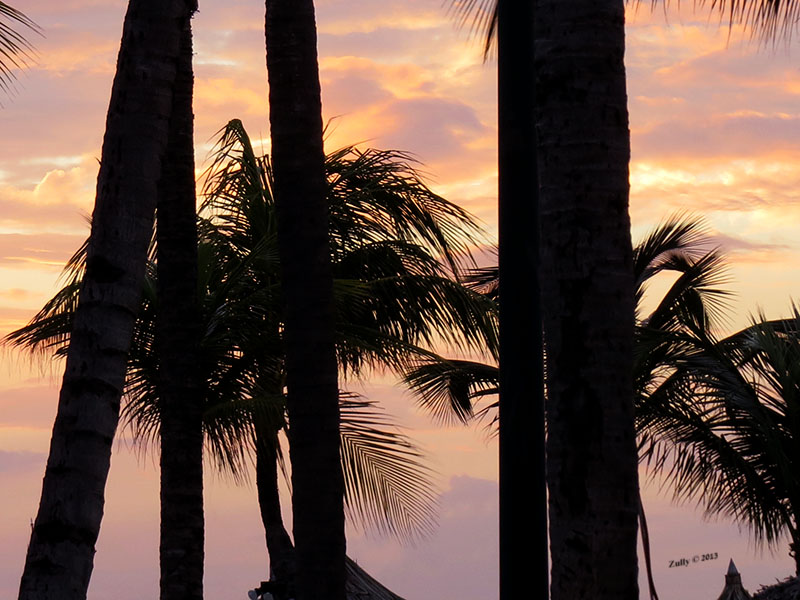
[728,559,739,576]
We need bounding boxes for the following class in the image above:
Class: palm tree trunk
[264,1,346,599]
[156,11,203,600]
[496,1,547,599]
[255,426,296,598]
[17,1,192,598]
[535,0,639,598]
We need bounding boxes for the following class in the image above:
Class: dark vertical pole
[497,0,547,599]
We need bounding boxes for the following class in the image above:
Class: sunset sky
[1,1,799,598]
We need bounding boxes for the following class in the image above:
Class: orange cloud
[0,232,84,269]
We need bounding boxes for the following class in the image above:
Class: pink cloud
[0,385,59,429]
[633,114,800,160]
[708,231,792,261]
[0,450,45,474]
[0,233,85,269]
[0,289,33,301]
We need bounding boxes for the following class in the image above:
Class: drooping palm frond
[339,394,439,543]
[0,2,41,100]
[342,274,497,363]
[642,310,800,552]
[462,262,499,302]
[4,280,79,358]
[325,145,485,278]
[387,255,501,425]
[448,0,800,66]
[634,216,733,456]
[637,0,800,41]
[2,235,88,357]
[403,357,499,425]
[445,0,498,58]
[333,239,497,373]
[200,119,276,254]
[699,0,800,41]
[633,215,731,328]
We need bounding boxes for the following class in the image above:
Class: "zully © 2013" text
[668,552,718,568]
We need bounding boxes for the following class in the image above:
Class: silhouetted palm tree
[198,122,493,595]
[16,2,195,598]
[641,309,800,575]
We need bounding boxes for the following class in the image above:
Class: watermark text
[668,552,718,568]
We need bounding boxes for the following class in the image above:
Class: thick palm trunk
[264,1,346,599]
[156,11,203,600]
[535,0,639,598]
[17,1,191,598]
[496,1,547,599]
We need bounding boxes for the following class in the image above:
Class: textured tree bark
[535,0,640,598]
[156,11,203,600]
[496,1,547,600]
[17,1,192,598]
[264,1,347,599]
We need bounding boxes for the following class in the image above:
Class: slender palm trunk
[536,0,639,598]
[17,1,191,598]
[255,426,296,598]
[156,11,203,600]
[496,1,547,599]
[264,1,346,599]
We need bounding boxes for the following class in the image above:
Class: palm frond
[3,280,79,357]
[0,2,41,100]
[700,0,800,41]
[633,215,728,321]
[633,215,733,452]
[463,262,499,302]
[445,0,498,58]
[325,145,486,277]
[640,308,800,549]
[403,357,499,425]
[338,393,439,543]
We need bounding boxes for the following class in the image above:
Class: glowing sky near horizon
[1,1,799,598]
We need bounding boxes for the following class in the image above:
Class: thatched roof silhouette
[249,556,406,600]
[716,560,753,600]
[345,557,405,600]
[753,576,800,600]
